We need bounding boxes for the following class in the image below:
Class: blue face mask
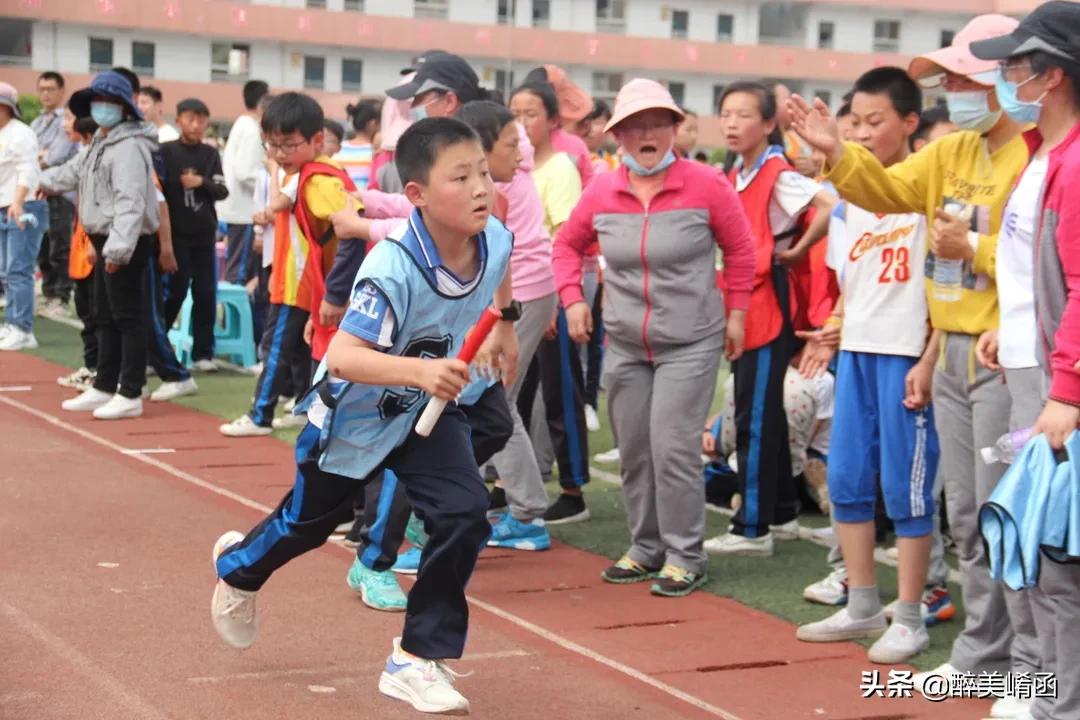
[623,148,677,177]
[995,70,1047,125]
[90,101,124,129]
[946,90,1002,134]
[410,105,428,123]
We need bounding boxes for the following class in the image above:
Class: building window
[592,71,623,103]
[716,14,734,42]
[344,0,364,9]
[940,29,956,48]
[342,59,363,92]
[758,1,809,45]
[596,0,626,34]
[303,56,325,90]
[305,0,326,7]
[89,37,113,72]
[873,20,901,52]
[495,69,515,98]
[667,81,686,107]
[497,0,515,25]
[414,0,448,20]
[132,41,155,77]
[211,43,250,82]
[533,0,551,27]
[671,10,689,39]
[817,21,835,50]
[0,19,32,67]
[713,84,726,114]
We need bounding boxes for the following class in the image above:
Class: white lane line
[187,650,533,685]
[0,385,33,392]
[0,393,741,720]
[121,448,177,455]
[1,601,170,720]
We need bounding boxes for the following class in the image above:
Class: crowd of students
[3,2,1080,717]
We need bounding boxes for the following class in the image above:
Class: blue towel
[1042,432,1080,564]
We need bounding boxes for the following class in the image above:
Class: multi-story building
[0,0,1041,146]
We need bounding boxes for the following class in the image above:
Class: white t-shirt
[157,123,180,143]
[217,114,264,224]
[735,160,821,249]
[826,203,929,357]
[997,156,1048,370]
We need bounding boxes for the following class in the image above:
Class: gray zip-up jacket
[39,121,160,265]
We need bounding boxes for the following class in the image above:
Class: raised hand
[787,95,843,165]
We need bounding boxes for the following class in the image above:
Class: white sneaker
[593,448,620,463]
[61,388,113,412]
[150,377,199,402]
[704,532,774,557]
[272,413,307,430]
[93,394,143,420]
[885,545,899,561]
[220,414,273,437]
[282,396,297,413]
[193,359,219,373]
[913,662,961,693]
[867,622,929,664]
[769,519,801,540]
[40,298,69,319]
[803,568,849,606]
[0,327,38,351]
[989,695,1034,719]
[210,531,257,649]
[796,607,887,643]
[57,367,96,390]
[584,404,601,432]
[0,324,12,342]
[378,637,470,715]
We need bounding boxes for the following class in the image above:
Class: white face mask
[945,89,1002,134]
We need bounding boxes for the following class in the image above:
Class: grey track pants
[606,344,720,574]
[491,293,558,521]
[936,333,1013,674]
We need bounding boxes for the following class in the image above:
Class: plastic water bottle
[932,201,973,302]
[980,427,1034,465]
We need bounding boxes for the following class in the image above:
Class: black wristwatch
[498,300,522,322]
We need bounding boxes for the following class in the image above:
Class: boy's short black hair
[261,92,324,139]
[323,119,345,142]
[176,97,210,117]
[852,66,922,120]
[38,71,64,88]
[139,85,163,103]
[110,67,139,94]
[911,105,952,149]
[74,115,98,138]
[457,100,514,152]
[396,117,481,186]
[243,80,270,111]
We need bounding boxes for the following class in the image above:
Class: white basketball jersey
[826,203,929,358]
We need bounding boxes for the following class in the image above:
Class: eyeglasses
[263,139,308,154]
[998,59,1039,82]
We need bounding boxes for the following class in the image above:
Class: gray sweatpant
[606,343,720,574]
[491,293,558,522]
[1011,366,1080,720]
[936,333,1013,674]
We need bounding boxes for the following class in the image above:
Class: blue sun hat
[68,70,143,121]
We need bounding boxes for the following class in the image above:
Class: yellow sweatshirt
[825,131,1029,336]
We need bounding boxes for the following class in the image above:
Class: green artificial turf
[31,317,962,669]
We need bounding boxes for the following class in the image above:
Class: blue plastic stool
[166,282,257,369]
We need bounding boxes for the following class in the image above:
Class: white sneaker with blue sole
[378,637,470,715]
[392,546,422,575]
[347,557,407,611]
[487,514,551,551]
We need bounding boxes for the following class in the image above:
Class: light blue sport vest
[306,213,512,479]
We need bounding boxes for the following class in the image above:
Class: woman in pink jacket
[553,79,756,597]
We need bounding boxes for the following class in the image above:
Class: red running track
[0,352,990,720]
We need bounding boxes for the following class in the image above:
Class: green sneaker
[346,558,407,612]
[601,555,661,584]
[650,565,708,597]
[405,514,428,549]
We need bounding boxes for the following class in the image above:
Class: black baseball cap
[399,49,445,76]
[386,51,483,103]
[970,1,1080,64]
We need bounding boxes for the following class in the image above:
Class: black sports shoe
[543,493,590,525]
[650,565,708,597]
[601,555,661,584]
[488,485,508,514]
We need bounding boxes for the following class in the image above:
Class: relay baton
[415,307,502,437]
